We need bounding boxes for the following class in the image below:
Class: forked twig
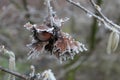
[90,0,120,32]
[66,0,120,33]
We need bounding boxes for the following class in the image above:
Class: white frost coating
[96,5,101,11]
[27,43,47,59]
[82,44,88,51]
[24,22,37,31]
[33,24,37,27]
[42,69,56,80]
[63,17,70,22]
[36,27,54,33]
[104,22,119,34]
[98,21,102,26]
[59,57,63,64]
[58,32,87,61]
[87,13,93,18]
[36,73,41,79]
[66,41,71,51]
[53,17,69,27]
[76,2,80,6]
[29,65,35,77]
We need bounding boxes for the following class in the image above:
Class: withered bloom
[24,14,87,62]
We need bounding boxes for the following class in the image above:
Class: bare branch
[46,0,54,26]
[66,0,104,22]
[66,0,120,33]
[0,66,28,80]
[90,0,120,32]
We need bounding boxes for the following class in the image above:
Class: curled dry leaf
[107,31,119,54]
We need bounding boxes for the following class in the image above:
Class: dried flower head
[24,13,87,62]
[24,0,87,62]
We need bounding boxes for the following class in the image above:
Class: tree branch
[66,0,103,22]
[0,66,28,80]
[66,0,120,33]
[90,0,120,32]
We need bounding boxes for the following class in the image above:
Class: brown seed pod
[24,14,87,62]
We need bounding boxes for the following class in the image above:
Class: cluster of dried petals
[53,32,87,62]
[24,13,87,62]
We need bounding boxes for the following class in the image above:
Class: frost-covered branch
[90,0,120,33]
[46,0,54,26]
[66,0,120,53]
[66,0,120,33]
[66,0,104,22]
[89,0,120,53]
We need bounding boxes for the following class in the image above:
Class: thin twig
[66,0,104,22]
[90,0,120,31]
[0,66,28,80]
[66,0,120,33]
[46,0,54,26]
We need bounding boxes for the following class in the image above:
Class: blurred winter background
[0,0,120,80]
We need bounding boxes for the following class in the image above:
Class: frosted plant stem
[66,0,120,33]
[90,0,120,32]
[46,0,54,26]
[66,0,104,22]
